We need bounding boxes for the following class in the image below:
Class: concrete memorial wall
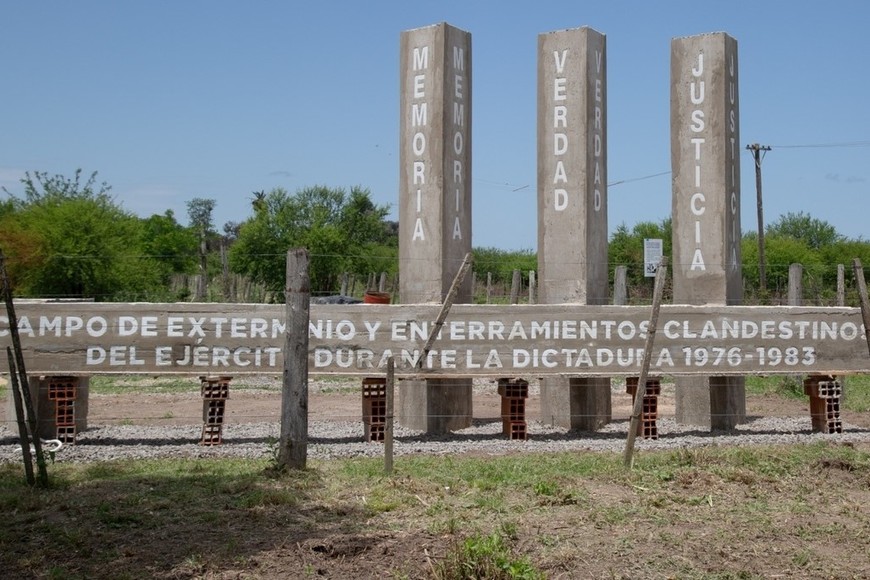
[3,303,868,377]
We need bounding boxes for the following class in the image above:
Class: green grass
[745,373,870,411]
[88,375,281,395]
[432,531,545,579]
[1,442,869,577]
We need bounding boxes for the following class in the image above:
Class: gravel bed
[2,415,869,464]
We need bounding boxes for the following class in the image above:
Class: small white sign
[644,239,663,277]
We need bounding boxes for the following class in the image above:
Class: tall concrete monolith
[537,27,611,430]
[671,33,745,429]
[397,23,473,433]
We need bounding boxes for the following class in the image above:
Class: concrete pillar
[5,375,90,440]
[397,23,473,433]
[537,27,611,431]
[671,33,745,429]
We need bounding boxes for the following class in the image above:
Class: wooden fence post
[1,250,48,486]
[6,347,34,485]
[486,272,492,304]
[837,264,845,307]
[624,257,668,469]
[788,263,803,306]
[510,269,521,304]
[852,259,870,360]
[528,270,537,304]
[614,266,628,305]
[278,248,310,470]
[385,357,395,475]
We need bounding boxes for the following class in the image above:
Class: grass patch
[88,375,280,395]
[1,443,869,578]
[744,374,805,399]
[433,531,544,579]
[745,373,870,412]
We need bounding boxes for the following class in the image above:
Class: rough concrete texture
[399,22,472,304]
[537,27,611,431]
[397,23,473,432]
[397,378,473,433]
[671,33,745,428]
[537,26,608,306]
[540,376,612,431]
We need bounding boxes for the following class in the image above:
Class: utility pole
[747,143,772,295]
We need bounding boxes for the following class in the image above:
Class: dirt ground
[56,380,870,431]
[5,373,869,429]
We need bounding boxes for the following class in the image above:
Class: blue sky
[2,1,868,250]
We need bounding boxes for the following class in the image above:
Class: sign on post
[644,239,663,278]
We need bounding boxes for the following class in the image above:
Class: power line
[608,170,671,187]
[770,141,870,149]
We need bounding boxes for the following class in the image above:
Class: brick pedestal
[498,379,529,440]
[200,376,231,445]
[362,377,387,442]
[626,377,661,440]
[804,375,842,434]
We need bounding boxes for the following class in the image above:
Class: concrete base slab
[397,378,472,434]
[540,377,611,431]
[676,376,745,430]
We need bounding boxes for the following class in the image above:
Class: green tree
[472,247,537,291]
[743,232,823,301]
[229,185,393,296]
[819,239,870,305]
[608,218,672,299]
[767,211,842,250]
[1,169,162,300]
[140,210,199,284]
[186,197,217,300]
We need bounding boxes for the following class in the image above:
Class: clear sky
[2,1,868,250]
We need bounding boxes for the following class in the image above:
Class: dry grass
[2,441,869,578]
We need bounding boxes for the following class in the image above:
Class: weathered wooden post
[278,248,310,470]
[788,263,803,306]
[6,347,34,485]
[384,357,395,475]
[837,264,845,307]
[510,269,521,304]
[853,259,870,361]
[528,270,537,304]
[671,33,745,430]
[614,265,628,306]
[538,26,611,430]
[1,250,48,486]
[624,257,668,468]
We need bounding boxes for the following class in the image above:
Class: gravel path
[3,377,868,464]
[3,415,869,464]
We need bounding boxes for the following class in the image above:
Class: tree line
[2,169,868,305]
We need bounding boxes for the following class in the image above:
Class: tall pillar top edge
[402,22,470,34]
[671,31,737,41]
[538,26,605,37]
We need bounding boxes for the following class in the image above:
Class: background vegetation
[2,169,869,305]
